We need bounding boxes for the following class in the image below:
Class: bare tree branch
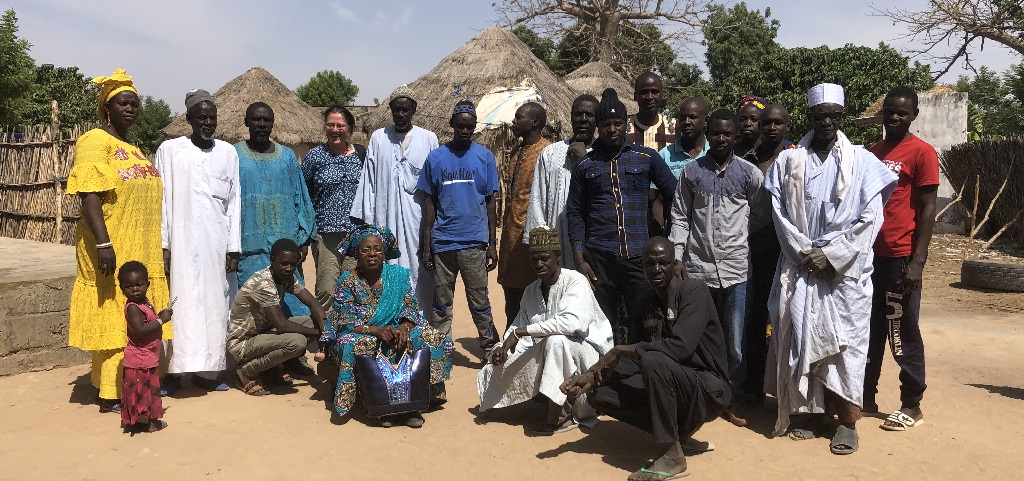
[873,0,1024,81]
[494,0,711,65]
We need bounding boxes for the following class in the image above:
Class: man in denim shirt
[566,88,676,344]
[669,109,767,426]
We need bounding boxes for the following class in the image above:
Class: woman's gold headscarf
[91,68,137,121]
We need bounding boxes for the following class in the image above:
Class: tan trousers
[312,232,357,311]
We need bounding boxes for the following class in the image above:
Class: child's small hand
[314,349,326,362]
[158,308,173,322]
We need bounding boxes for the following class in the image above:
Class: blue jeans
[709,282,747,395]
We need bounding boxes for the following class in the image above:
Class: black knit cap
[596,88,628,122]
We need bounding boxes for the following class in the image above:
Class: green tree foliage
[551,21,679,79]
[703,2,780,93]
[127,96,173,155]
[22,64,99,127]
[955,65,1024,139]
[0,9,35,126]
[295,70,359,107]
[514,26,558,72]
[699,3,933,144]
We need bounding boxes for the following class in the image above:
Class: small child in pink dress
[118,261,172,434]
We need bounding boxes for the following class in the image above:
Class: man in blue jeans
[418,100,501,360]
[669,109,767,426]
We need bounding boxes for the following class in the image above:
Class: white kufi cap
[807,83,844,107]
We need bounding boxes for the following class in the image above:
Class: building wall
[911,92,969,233]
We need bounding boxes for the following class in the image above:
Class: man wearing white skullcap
[762,83,898,454]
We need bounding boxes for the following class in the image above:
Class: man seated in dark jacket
[562,236,730,480]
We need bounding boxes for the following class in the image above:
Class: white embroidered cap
[807,83,844,107]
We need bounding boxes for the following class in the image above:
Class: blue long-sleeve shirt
[566,142,676,259]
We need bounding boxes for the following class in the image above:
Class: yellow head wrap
[92,68,138,121]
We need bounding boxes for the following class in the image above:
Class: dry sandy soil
[1,234,1022,480]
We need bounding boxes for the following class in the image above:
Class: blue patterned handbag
[354,347,431,418]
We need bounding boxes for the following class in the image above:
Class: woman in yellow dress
[66,69,170,413]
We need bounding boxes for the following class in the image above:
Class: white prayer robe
[156,136,241,374]
[763,131,897,436]
[523,139,589,268]
[350,125,438,307]
[477,269,614,423]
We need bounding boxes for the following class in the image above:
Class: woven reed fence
[940,139,1024,241]
[0,124,94,245]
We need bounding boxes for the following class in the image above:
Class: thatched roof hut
[363,27,578,144]
[162,67,324,157]
[564,62,638,114]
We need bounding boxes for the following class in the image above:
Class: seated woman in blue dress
[317,224,452,428]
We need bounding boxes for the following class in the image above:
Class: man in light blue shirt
[659,97,711,179]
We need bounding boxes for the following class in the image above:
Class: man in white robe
[522,94,597,268]
[478,226,613,434]
[156,89,241,393]
[764,83,897,455]
[350,85,438,307]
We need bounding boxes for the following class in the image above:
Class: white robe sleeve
[351,132,377,223]
[226,148,242,253]
[821,193,883,279]
[524,274,593,338]
[155,144,172,250]
[523,149,549,244]
[771,194,813,265]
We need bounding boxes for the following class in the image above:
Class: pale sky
[9,0,1019,114]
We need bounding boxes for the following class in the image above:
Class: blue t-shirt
[416,142,500,253]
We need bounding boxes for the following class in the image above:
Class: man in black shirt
[562,237,730,480]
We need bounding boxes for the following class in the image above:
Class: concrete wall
[911,92,969,233]
[0,276,87,376]
[0,237,86,376]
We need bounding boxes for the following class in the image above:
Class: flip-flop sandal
[528,419,579,436]
[239,380,271,396]
[405,413,425,428]
[787,427,815,440]
[881,411,924,431]
[681,437,715,455]
[632,467,690,480]
[830,425,859,455]
[147,420,167,432]
[99,402,123,414]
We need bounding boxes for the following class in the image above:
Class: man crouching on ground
[561,237,730,480]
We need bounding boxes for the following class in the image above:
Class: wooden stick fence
[0,123,95,245]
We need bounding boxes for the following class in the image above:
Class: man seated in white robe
[477,225,613,435]
[764,83,898,455]
[350,85,438,308]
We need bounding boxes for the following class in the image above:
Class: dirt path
[1,236,1022,480]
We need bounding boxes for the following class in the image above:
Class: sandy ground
[1,236,1023,480]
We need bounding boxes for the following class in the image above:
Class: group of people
[66,67,937,479]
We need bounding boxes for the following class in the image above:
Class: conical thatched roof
[162,67,323,145]
[565,62,638,114]
[363,28,577,139]
[855,85,957,124]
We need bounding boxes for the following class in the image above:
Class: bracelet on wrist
[96,241,113,249]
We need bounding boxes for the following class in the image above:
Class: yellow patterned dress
[66,129,171,400]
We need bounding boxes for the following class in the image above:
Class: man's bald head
[635,72,663,91]
[643,236,674,257]
[762,103,790,122]
[642,237,675,291]
[519,101,547,127]
[680,97,710,117]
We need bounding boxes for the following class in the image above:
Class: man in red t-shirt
[863,86,939,432]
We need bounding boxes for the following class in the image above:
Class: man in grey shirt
[669,109,766,426]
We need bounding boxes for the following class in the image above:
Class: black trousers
[864,255,927,409]
[585,248,652,345]
[590,352,726,445]
[742,246,780,399]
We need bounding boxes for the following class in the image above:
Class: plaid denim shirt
[567,142,676,259]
